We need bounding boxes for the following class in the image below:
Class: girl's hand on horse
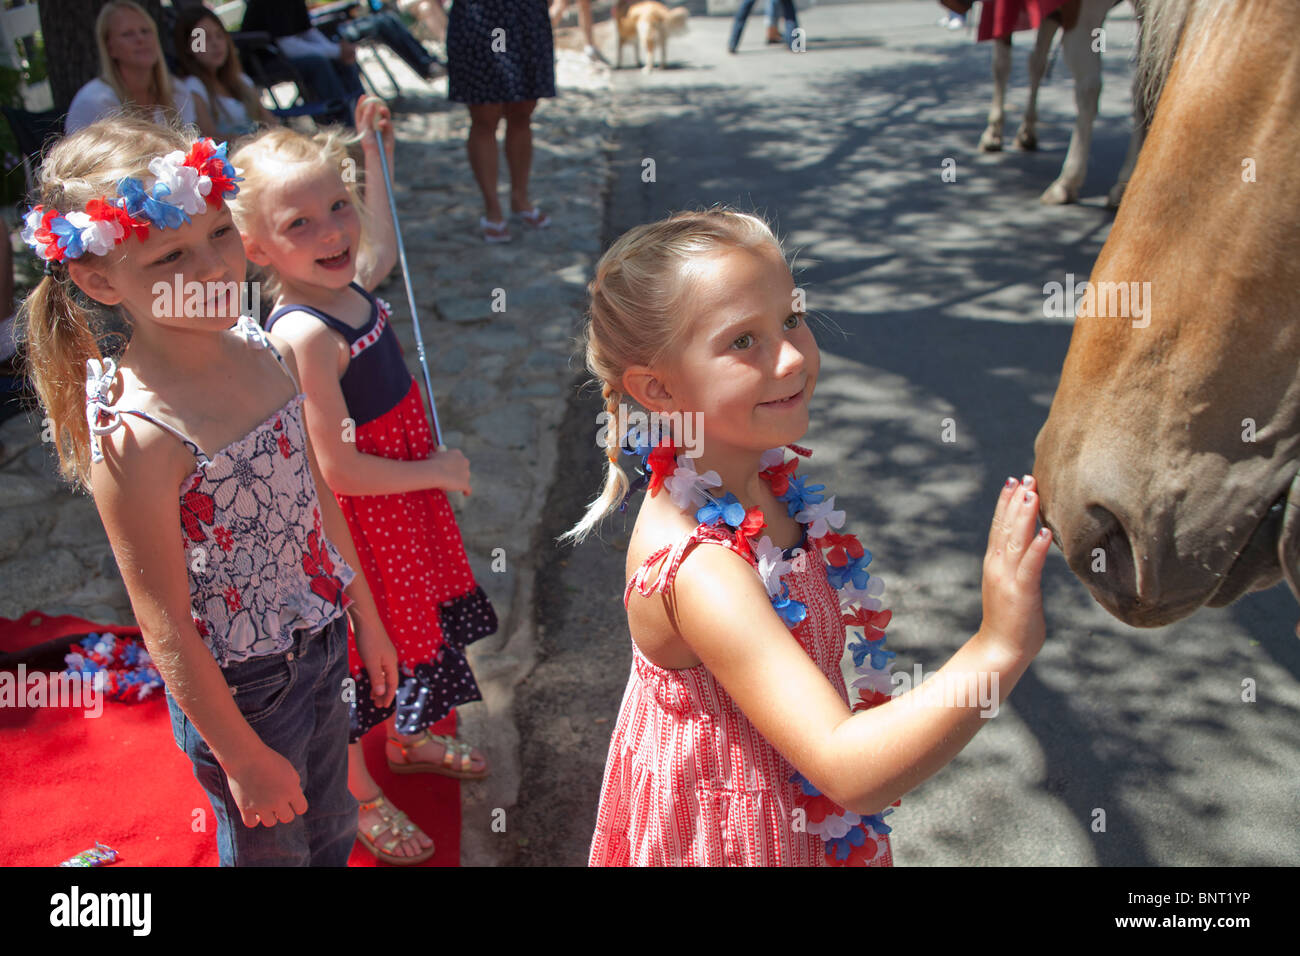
[978,475,1050,661]
[356,95,394,165]
[227,746,309,829]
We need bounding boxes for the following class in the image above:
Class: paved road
[507,2,1300,866]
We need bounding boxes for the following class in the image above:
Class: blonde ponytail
[559,383,631,545]
[21,273,110,490]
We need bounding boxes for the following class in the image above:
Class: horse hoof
[1015,130,1038,151]
[1039,181,1078,205]
[979,131,1003,152]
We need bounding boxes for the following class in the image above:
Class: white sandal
[480,216,512,243]
[512,206,551,229]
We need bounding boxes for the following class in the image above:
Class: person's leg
[503,99,540,216]
[780,0,799,47]
[578,0,608,63]
[166,652,317,866]
[347,676,438,860]
[341,11,441,77]
[765,0,781,43]
[301,616,361,866]
[413,0,448,43]
[331,59,367,102]
[287,54,358,123]
[729,0,760,53]
[468,103,506,230]
[387,712,489,775]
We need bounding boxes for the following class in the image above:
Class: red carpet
[1,612,461,867]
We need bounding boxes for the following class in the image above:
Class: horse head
[1033,0,1300,626]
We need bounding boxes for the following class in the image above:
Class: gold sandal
[387,729,490,780]
[356,793,435,865]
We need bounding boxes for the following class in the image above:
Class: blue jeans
[287,53,364,123]
[337,11,442,76]
[730,0,798,51]
[167,615,357,867]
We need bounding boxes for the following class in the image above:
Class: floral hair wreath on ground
[20,139,242,266]
[619,425,901,866]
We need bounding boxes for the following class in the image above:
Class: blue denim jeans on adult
[336,11,441,75]
[167,614,357,866]
[729,0,799,50]
[287,52,364,122]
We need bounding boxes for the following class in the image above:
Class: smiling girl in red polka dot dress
[228,97,498,864]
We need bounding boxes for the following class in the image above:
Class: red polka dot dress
[590,522,895,867]
[267,284,497,740]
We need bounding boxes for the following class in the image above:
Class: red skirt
[338,378,497,740]
[978,0,1074,42]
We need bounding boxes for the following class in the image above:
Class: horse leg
[979,37,1012,152]
[1106,85,1147,208]
[1016,18,1059,150]
[1107,3,1149,208]
[1040,8,1104,204]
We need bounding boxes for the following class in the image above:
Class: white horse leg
[1107,5,1149,209]
[1016,18,1059,150]
[1106,90,1146,208]
[1040,10,1104,204]
[980,37,1012,152]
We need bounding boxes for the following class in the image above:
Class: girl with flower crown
[566,210,1053,866]
[19,116,399,866]
[226,98,498,865]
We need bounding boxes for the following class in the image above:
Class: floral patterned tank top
[86,317,356,667]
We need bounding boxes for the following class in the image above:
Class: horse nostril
[1083,505,1140,605]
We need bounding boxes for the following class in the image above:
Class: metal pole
[373,128,446,452]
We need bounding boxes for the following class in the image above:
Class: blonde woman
[65,1,216,136]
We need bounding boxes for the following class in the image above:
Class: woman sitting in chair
[65,1,216,136]
[172,5,275,140]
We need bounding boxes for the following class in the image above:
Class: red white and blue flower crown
[21,138,242,265]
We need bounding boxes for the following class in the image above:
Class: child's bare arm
[665,480,1049,816]
[352,95,398,292]
[272,335,399,707]
[91,421,306,827]
[268,315,470,496]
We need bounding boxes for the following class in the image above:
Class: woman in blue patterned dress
[446,0,556,243]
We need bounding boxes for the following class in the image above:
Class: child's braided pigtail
[559,381,630,545]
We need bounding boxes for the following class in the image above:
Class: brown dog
[614,1,689,73]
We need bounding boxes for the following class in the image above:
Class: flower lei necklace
[21,138,241,266]
[621,432,900,866]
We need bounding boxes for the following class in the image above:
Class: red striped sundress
[589,526,895,867]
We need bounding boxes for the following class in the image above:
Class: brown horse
[1033,0,1300,627]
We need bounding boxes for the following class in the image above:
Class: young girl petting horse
[21,116,398,866]
[568,210,1052,866]
[227,97,498,865]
